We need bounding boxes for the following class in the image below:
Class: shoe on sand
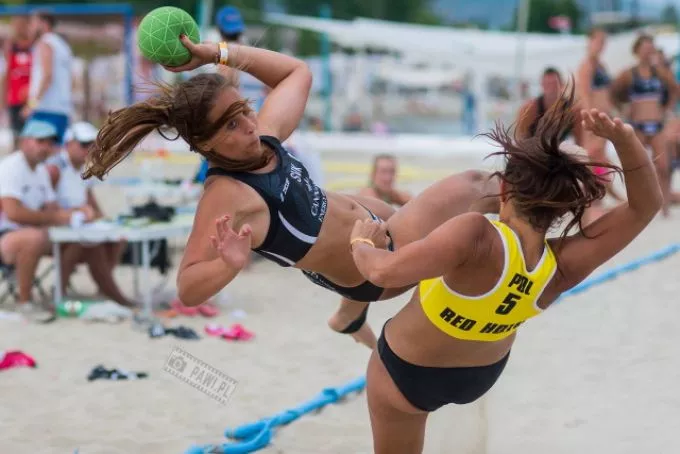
[87,365,148,381]
[17,302,56,324]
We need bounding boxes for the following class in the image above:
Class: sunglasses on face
[79,141,94,149]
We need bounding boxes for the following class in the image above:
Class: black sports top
[592,65,611,89]
[629,66,664,103]
[527,95,571,140]
[206,135,328,267]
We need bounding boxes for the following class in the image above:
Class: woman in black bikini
[82,37,500,350]
[612,34,677,216]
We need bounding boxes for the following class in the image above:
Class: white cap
[64,122,98,143]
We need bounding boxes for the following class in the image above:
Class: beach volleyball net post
[0,3,134,122]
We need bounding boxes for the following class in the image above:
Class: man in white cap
[0,119,87,319]
[46,122,134,308]
[47,121,98,209]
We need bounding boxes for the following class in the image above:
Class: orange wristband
[217,42,229,66]
[350,237,375,252]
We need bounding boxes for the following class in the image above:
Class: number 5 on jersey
[496,292,520,315]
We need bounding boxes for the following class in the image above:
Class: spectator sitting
[0,119,88,320]
[46,122,135,308]
[358,154,412,207]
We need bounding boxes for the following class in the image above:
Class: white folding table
[48,215,193,315]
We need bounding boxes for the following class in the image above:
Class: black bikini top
[630,66,665,103]
[592,65,611,89]
[206,135,328,267]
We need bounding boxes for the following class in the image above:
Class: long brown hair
[483,81,621,238]
[82,73,273,180]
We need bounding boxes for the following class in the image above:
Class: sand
[1,149,680,454]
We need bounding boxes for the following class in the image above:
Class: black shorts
[377,320,510,412]
[633,121,663,137]
[8,105,25,137]
[302,208,393,302]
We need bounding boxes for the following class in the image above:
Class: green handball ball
[137,6,200,67]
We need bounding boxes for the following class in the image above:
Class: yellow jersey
[419,220,557,342]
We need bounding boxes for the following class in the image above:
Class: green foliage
[296,29,321,57]
[22,0,262,19]
[511,0,582,34]
[280,0,439,24]
[411,8,444,26]
[278,0,441,56]
[660,4,679,25]
[20,0,444,57]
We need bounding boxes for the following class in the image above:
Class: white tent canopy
[374,61,464,88]
[264,13,680,131]
[264,13,680,79]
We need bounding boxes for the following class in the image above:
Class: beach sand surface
[1,150,679,454]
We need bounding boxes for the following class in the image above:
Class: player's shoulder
[357,187,378,198]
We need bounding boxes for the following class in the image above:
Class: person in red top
[1,16,34,150]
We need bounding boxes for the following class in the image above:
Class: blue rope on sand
[184,377,366,454]
[184,243,680,454]
[558,243,680,299]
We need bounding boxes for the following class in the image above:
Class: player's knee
[461,169,488,183]
[23,228,49,250]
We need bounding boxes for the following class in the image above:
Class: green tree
[23,0,263,20]
[279,0,439,25]
[660,4,679,25]
[291,29,317,56]
[411,8,443,26]
[279,0,441,56]
[511,0,582,34]
[23,0,198,16]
